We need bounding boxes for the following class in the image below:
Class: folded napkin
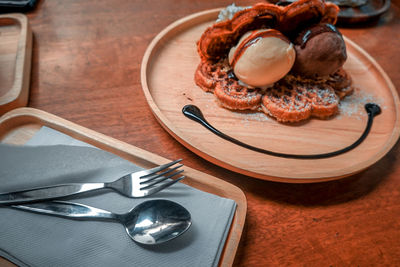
[0,127,236,267]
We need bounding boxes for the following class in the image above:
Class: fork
[0,159,184,205]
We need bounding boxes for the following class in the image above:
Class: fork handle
[0,183,105,205]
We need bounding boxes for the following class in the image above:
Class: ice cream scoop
[292,23,347,77]
[228,29,296,88]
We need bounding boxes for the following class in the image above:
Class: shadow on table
[240,142,399,206]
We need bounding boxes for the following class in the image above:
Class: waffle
[194,59,228,93]
[327,68,353,98]
[262,74,341,122]
[214,77,262,110]
[197,0,339,62]
[194,0,352,123]
[195,59,262,110]
[194,60,352,121]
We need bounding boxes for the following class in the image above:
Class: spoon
[13,199,192,245]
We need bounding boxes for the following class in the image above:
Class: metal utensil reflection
[13,199,192,245]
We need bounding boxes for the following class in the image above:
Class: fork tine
[140,169,184,189]
[140,159,182,177]
[140,164,183,183]
[144,176,185,196]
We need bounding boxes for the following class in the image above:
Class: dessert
[292,23,347,77]
[228,29,296,87]
[194,0,353,122]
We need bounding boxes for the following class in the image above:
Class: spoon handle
[12,201,117,221]
[0,183,105,205]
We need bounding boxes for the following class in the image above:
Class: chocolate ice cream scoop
[291,24,347,77]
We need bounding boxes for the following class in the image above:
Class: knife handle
[0,183,105,205]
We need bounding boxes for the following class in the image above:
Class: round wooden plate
[140,9,400,183]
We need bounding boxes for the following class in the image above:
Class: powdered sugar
[338,87,385,119]
[232,110,271,124]
[216,4,250,22]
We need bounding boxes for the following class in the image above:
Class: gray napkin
[0,127,236,267]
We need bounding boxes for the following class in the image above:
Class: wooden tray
[140,9,400,183]
[0,13,32,115]
[0,107,247,267]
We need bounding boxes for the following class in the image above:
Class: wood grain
[141,9,400,182]
[0,13,32,115]
[0,0,399,266]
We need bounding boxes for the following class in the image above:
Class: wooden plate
[271,0,391,25]
[336,0,391,25]
[0,13,32,115]
[0,107,247,267]
[141,9,400,183]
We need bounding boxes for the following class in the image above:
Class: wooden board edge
[0,257,16,267]
[342,36,400,168]
[0,13,32,115]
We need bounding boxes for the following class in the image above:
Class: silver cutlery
[0,159,184,205]
[13,199,192,245]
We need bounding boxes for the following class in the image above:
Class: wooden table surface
[8,0,400,265]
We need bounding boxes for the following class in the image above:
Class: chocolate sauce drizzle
[182,103,381,159]
[296,24,342,48]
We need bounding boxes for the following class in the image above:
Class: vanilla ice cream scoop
[228,29,295,88]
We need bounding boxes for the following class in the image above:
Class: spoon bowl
[122,199,192,244]
[13,199,192,245]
